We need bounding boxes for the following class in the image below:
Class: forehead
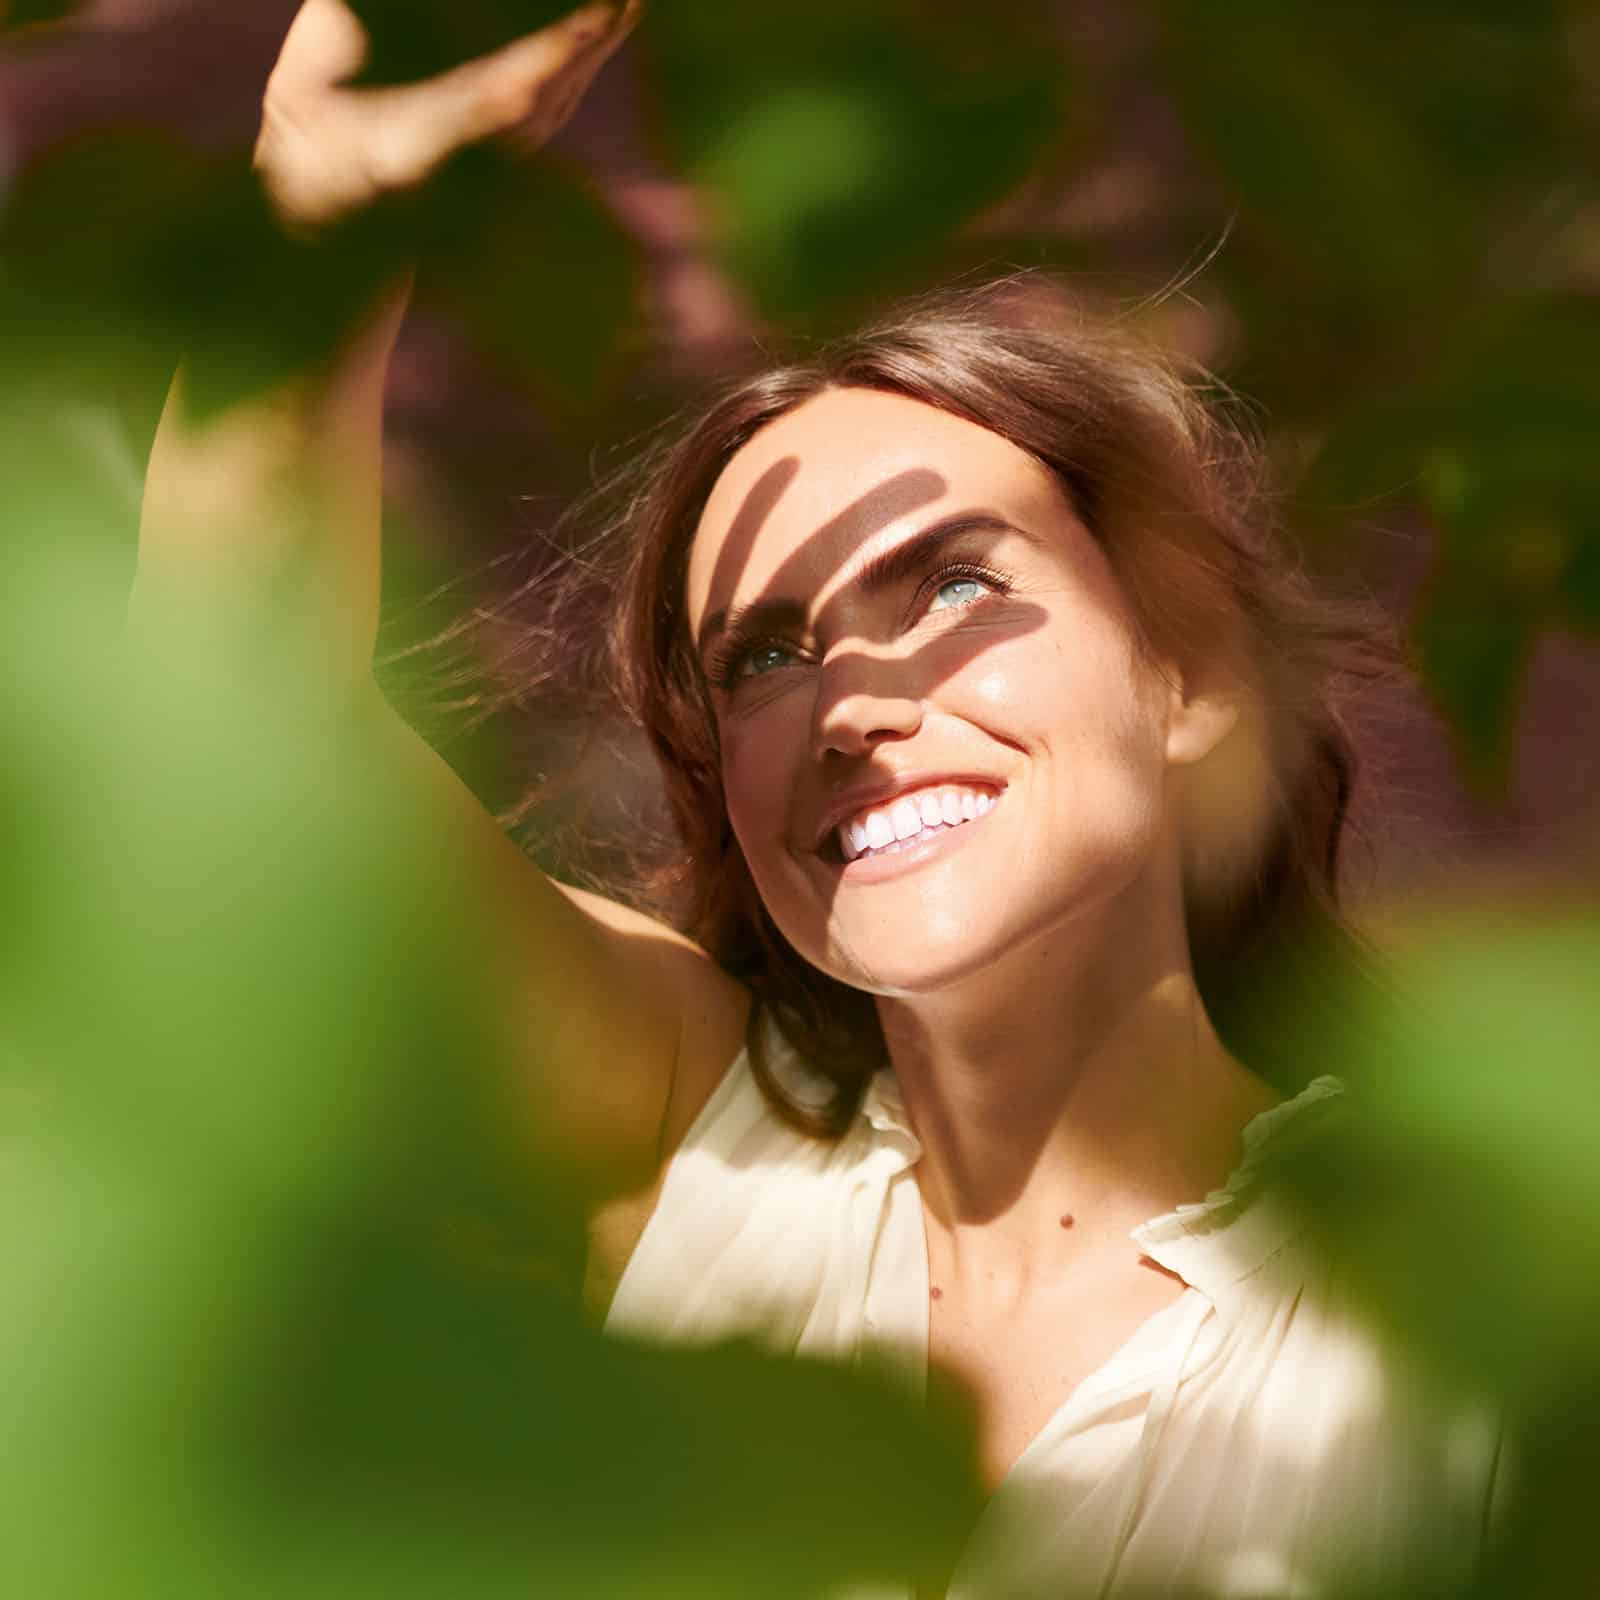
[685,387,1071,635]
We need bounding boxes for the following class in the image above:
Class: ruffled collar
[1130,1075,1345,1244]
[860,1065,916,1142]
[859,1068,1347,1301]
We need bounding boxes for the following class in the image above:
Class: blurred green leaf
[1566,534,1600,632]
[649,0,1064,323]
[0,130,638,421]
[345,0,580,86]
[3,5,1598,1592]
[1154,0,1592,795]
[3,0,83,27]
[1270,907,1600,1600]
[415,148,642,421]
[1160,0,1573,419]
[0,133,397,416]
[1411,557,1534,790]
[1279,909,1600,1410]
[0,449,979,1596]
[1297,290,1600,781]
[1164,3,1454,301]
[1424,301,1600,605]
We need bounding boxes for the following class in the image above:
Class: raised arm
[134,0,747,1225]
[135,0,632,671]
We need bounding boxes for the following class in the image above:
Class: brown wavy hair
[427,275,1392,1136]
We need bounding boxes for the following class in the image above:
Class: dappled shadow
[688,446,1063,1212]
[693,452,1054,742]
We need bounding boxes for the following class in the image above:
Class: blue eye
[930,575,986,610]
[736,642,795,678]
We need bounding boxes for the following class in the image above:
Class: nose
[810,649,924,760]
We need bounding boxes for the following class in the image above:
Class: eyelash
[707,560,1014,691]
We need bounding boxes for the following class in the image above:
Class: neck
[876,887,1278,1257]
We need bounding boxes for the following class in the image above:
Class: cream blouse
[606,1047,1504,1598]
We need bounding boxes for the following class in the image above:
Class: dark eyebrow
[696,511,1021,660]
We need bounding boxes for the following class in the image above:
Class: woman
[138,3,1504,1594]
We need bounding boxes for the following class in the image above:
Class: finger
[612,1,646,48]
[342,1,626,174]
[451,3,635,144]
[501,16,636,146]
[526,1,647,138]
[268,0,370,96]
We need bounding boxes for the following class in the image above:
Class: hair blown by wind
[412,271,1398,1136]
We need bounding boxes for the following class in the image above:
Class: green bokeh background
[3,2,1598,1595]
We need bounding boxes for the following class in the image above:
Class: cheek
[717,707,806,860]
[719,714,827,959]
[970,627,1167,785]
[956,628,1104,737]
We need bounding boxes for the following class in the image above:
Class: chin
[808,910,1017,1001]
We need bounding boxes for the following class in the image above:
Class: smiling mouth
[834,783,1000,863]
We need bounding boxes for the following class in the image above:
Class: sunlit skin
[687,388,1282,1489]
[154,0,1302,1509]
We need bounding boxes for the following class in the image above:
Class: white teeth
[890,798,922,840]
[835,784,1001,863]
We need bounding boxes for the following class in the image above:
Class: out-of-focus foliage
[1286,909,1600,1408]
[0,432,981,1595]
[3,0,78,27]
[1273,905,1600,1599]
[3,1,1599,1596]
[416,149,641,420]
[0,132,378,410]
[12,0,1588,779]
[345,0,581,86]
[0,130,637,426]
[647,0,1064,324]
[1154,0,1595,784]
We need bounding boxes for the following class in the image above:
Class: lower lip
[833,800,999,885]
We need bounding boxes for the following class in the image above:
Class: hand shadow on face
[692,450,1052,980]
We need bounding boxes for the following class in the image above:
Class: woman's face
[685,387,1218,1001]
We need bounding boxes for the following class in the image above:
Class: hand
[255,0,641,231]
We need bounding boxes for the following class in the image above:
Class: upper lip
[810,772,1006,852]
